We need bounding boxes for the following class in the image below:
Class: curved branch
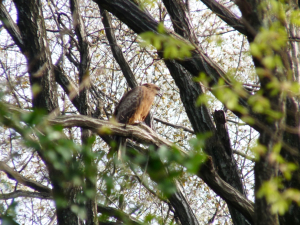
[199,157,254,223]
[49,115,174,148]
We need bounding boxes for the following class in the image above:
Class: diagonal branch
[0,161,52,194]
[100,8,138,88]
[0,3,24,49]
[199,0,250,37]
[213,110,233,157]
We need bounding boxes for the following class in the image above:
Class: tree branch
[100,8,138,88]
[70,0,91,116]
[154,116,194,134]
[199,157,254,223]
[213,110,232,157]
[13,0,59,114]
[0,190,52,200]
[0,3,24,49]
[54,64,82,110]
[5,103,255,223]
[0,161,52,194]
[49,115,255,222]
[199,0,250,37]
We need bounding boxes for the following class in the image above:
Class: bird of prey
[113,83,161,160]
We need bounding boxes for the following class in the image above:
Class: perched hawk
[113,83,161,160]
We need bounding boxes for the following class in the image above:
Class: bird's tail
[116,136,127,161]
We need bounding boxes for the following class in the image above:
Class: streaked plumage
[113,83,160,160]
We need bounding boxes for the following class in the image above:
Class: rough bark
[13,0,59,114]
[280,98,300,224]
[255,130,281,225]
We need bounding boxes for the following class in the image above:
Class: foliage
[139,23,194,59]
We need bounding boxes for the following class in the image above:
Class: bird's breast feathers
[114,84,159,124]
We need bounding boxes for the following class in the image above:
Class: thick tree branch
[213,110,232,157]
[162,0,198,42]
[13,0,59,114]
[234,0,261,37]
[199,0,250,37]
[199,157,254,223]
[49,114,174,148]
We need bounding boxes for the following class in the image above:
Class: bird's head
[142,83,161,96]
